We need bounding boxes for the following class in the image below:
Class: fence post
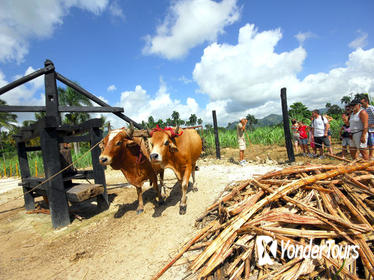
[280,88,295,162]
[35,160,38,177]
[16,163,19,177]
[212,110,221,159]
[10,164,12,177]
[3,163,5,177]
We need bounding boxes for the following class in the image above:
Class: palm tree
[171,111,180,125]
[340,95,351,105]
[246,114,258,131]
[188,114,197,126]
[288,102,311,120]
[0,99,17,162]
[58,86,92,154]
[34,111,46,121]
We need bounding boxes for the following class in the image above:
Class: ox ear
[146,125,152,137]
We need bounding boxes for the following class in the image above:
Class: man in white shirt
[311,109,332,158]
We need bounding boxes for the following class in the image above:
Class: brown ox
[99,127,164,214]
[149,126,202,214]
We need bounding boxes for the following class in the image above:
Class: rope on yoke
[150,125,183,137]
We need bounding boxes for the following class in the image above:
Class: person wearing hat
[349,99,369,160]
[237,117,248,165]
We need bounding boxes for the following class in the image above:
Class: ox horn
[127,122,134,138]
[174,124,180,135]
[146,125,152,137]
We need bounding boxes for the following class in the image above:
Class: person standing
[339,113,351,159]
[291,119,300,154]
[309,116,316,154]
[324,115,334,153]
[360,95,374,159]
[349,99,369,160]
[297,121,311,156]
[237,117,248,165]
[311,110,332,158]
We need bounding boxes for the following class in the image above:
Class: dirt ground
[0,146,340,280]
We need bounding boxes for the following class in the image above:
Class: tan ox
[149,126,202,214]
[99,127,164,214]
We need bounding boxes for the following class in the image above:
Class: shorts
[314,136,330,148]
[341,137,350,147]
[368,132,374,146]
[299,138,308,145]
[349,132,368,149]
[292,134,300,142]
[238,138,246,150]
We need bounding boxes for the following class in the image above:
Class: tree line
[140,111,203,129]
[288,93,371,122]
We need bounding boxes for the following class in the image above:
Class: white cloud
[143,0,240,59]
[108,0,125,20]
[349,30,368,49]
[0,67,45,106]
[0,67,46,125]
[98,96,109,104]
[295,31,315,45]
[107,84,117,92]
[0,0,109,63]
[179,75,193,84]
[193,24,374,124]
[107,79,201,128]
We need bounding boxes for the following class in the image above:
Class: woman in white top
[349,99,369,160]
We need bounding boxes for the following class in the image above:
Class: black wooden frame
[0,59,139,228]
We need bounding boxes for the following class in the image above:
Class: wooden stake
[16,163,19,177]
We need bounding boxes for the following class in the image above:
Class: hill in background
[226,114,283,129]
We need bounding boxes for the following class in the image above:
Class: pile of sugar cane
[153,161,374,280]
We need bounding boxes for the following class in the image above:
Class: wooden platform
[66,184,104,203]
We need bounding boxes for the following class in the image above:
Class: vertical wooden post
[44,60,61,124]
[35,160,38,177]
[10,164,12,177]
[212,110,221,159]
[42,60,70,228]
[16,141,35,210]
[280,88,295,162]
[90,127,109,210]
[41,128,70,228]
[16,163,19,177]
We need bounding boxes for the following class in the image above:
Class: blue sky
[0,0,373,127]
